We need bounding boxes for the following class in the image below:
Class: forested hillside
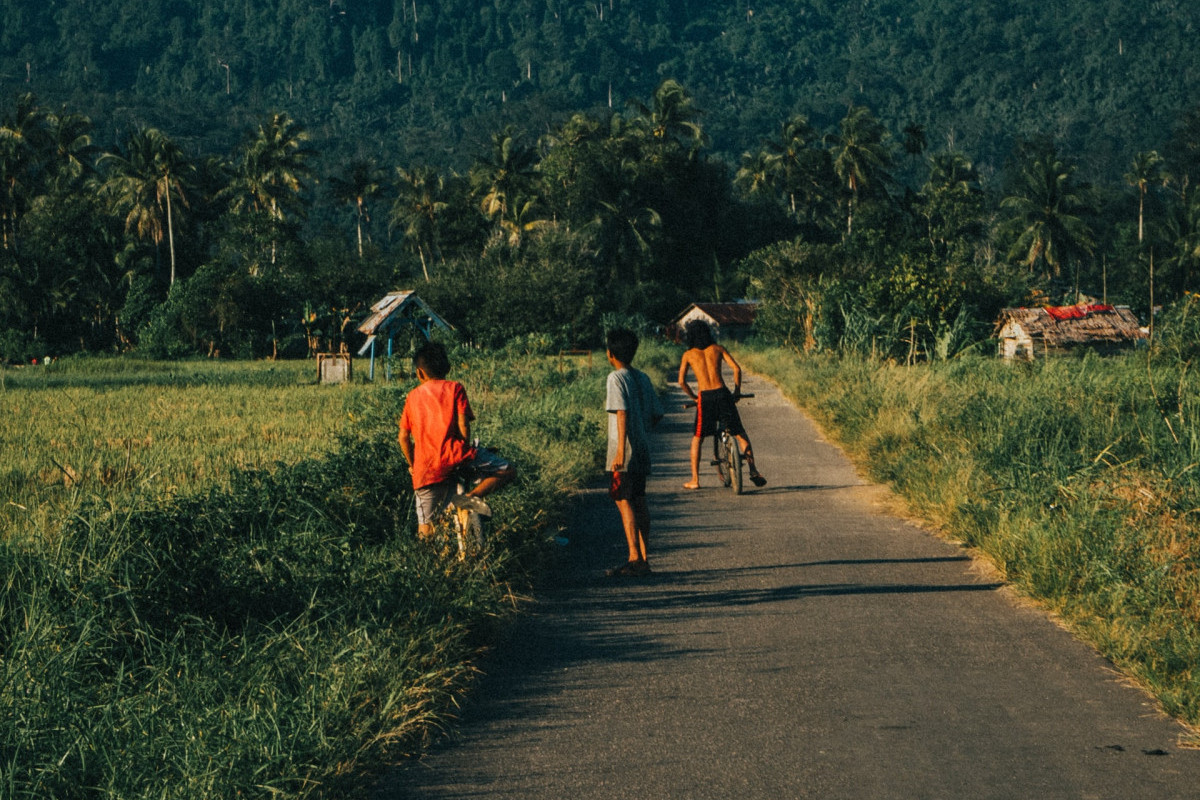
[5,1,1200,364]
[3,0,1198,178]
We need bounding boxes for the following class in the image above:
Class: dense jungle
[3,0,1200,360]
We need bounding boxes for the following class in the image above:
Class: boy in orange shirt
[398,342,515,539]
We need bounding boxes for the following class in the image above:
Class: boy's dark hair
[413,341,451,378]
[684,319,715,350]
[606,327,639,364]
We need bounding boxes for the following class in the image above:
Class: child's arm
[456,407,471,442]
[677,352,697,400]
[398,426,416,470]
[613,409,627,470]
[719,346,743,395]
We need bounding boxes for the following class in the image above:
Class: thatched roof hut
[994,305,1147,360]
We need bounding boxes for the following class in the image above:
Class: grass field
[738,344,1200,740]
[0,343,677,799]
[0,359,378,546]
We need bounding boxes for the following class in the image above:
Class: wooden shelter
[669,301,759,342]
[356,291,454,380]
[993,304,1147,360]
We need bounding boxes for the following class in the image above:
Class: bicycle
[426,465,487,561]
[686,392,754,495]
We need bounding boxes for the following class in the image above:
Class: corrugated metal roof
[356,291,453,337]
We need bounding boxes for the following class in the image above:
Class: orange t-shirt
[398,379,475,488]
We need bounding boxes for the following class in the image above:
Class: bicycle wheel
[713,431,731,487]
[728,437,743,495]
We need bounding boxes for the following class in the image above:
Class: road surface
[377,371,1200,799]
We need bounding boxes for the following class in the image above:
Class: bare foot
[682,482,701,490]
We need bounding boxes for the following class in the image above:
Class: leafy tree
[469,127,537,221]
[327,158,384,258]
[0,93,48,253]
[1124,150,1165,246]
[999,143,1096,284]
[391,165,448,282]
[827,105,894,237]
[626,78,706,157]
[224,112,315,268]
[99,127,193,287]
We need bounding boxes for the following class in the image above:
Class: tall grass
[0,344,676,798]
[739,344,1200,737]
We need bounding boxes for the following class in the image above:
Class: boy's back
[399,378,473,488]
[680,344,737,393]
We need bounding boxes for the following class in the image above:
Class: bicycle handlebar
[683,391,754,408]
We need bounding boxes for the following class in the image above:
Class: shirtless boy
[677,319,765,490]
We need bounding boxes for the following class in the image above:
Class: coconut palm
[328,159,383,258]
[44,110,96,190]
[734,148,776,200]
[827,105,894,236]
[225,113,314,266]
[762,114,836,225]
[588,161,662,285]
[1125,150,1165,245]
[391,166,447,282]
[498,195,555,249]
[626,79,706,155]
[470,128,537,221]
[0,93,49,251]
[100,128,193,287]
[1000,147,1095,280]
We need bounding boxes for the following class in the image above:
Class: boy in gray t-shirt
[604,327,665,576]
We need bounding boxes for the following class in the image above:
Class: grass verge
[0,342,676,798]
[738,345,1200,742]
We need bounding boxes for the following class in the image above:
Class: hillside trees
[11,83,1200,363]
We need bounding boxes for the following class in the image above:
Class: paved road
[377,372,1200,799]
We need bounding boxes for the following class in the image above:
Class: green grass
[738,344,1200,739]
[0,343,677,799]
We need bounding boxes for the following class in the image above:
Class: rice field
[0,343,678,799]
[0,359,377,545]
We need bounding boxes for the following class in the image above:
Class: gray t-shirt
[606,366,664,474]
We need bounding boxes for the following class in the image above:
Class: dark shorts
[610,470,647,501]
[694,387,746,439]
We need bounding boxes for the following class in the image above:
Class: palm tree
[225,112,314,266]
[921,151,983,249]
[1125,150,1165,245]
[1000,147,1095,281]
[470,128,537,221]
[0,93,49,252]
[391,166,447,282]
[734,148,776,200]
[827,105,894,236]
[328,159,383,258]
[44,110,97,191]
[589,160,662,286]
[763,114,834,224]
[498,195,555,249]
[99,128,192,287]
[627,79,706,155]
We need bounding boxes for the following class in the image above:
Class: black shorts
[694,387,746,439]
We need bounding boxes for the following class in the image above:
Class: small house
[356,291,454,380]
[994,304,1147,360]
[669,301,759,342]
